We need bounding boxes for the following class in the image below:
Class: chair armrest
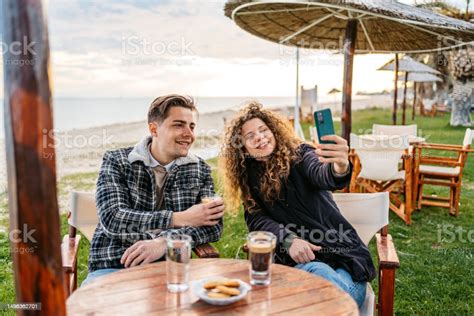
[415,142,462,148]
[416,143,471,152]
[376,233,399,316]
[61,235,81,273]
[376,233,399,269]
[419,157,461,167]
[193,243,219,258]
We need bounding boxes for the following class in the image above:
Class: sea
[0,96,301,138]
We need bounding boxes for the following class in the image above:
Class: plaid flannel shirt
[88,137,223,271]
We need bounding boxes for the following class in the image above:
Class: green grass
[0,109,473,314]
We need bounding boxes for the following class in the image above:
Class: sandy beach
[0,95,392,194]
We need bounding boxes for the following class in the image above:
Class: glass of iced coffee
[201,194,221,204]
[247,231,276,286]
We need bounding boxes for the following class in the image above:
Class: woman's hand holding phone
[315,135,350,175]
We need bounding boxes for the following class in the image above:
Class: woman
[219,102,375,307]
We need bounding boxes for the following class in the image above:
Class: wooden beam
[341,19,357,144]
[412,82,417,121]
[3,0,66,314]
[402,72,408,125]
[392,54,399,125]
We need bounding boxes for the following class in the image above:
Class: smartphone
[314,109,336,144]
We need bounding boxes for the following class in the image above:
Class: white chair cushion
[351,134,408,182]
[419,165,460,176]
[373,124,417,137]
[423,98,435,110]
[358,170,405,182]
[69,191,99,241]
[359,153,405,181]
[359,283,375,316]
[463,128,472,148]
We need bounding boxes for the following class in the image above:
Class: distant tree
[410,1,470,100]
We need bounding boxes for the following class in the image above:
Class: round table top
[67,259,359,315]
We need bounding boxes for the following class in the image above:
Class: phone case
[314,109,336,144]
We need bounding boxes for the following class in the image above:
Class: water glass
[166,232,192,292]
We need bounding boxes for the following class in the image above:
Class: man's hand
[120,237,166,268]
[288,238,322,264]
[315,135,350,174]
[172,198,224,227]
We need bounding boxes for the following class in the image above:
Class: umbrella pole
[412,82,417,120]
[3,0,66,312]
[402,72,408,125]
[342,19,357,144]
[392,54,399,125]
[294,48,300,132]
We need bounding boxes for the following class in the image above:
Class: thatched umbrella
[399,73,443,120]
[379,55,441,124]
[224,0,474,142]
[328,88,342,109]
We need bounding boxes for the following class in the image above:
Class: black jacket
[244,143,376,282]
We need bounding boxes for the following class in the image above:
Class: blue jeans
[81,268,121,286]
[295,261,367,308]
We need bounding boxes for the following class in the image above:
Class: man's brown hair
[148,94,197,124]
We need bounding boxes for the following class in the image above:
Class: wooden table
[67,259,359,315]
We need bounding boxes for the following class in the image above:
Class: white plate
[192,278,251,306]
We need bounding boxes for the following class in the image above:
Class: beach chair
[61,191,219,296]
[242,192,399,316]
[332,192,399,316]
[413,128,473,216]
[350,134,414,224]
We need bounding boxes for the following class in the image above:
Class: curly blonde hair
[218,101,303,214]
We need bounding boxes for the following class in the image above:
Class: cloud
[0,0,407,99]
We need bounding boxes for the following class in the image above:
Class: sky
[0,0,472,98]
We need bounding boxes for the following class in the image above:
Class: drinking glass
[247,231,276,286]
[166,232,192,292]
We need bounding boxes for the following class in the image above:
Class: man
[83,94,224,284]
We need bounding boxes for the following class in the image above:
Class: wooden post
[392,54,399,125]
[402,72,408,125]
[378,267,397,316]
[419,84,425,115]
[3,0,66,314]
[342,19,357,144]
[294,48,300,132]
[412,82,417,121]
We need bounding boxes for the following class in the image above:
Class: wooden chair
[350,134,413,224]
[413,128,473,216]
[62,191,219,296]
[242,192,399,316]
[420,98,446,117]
